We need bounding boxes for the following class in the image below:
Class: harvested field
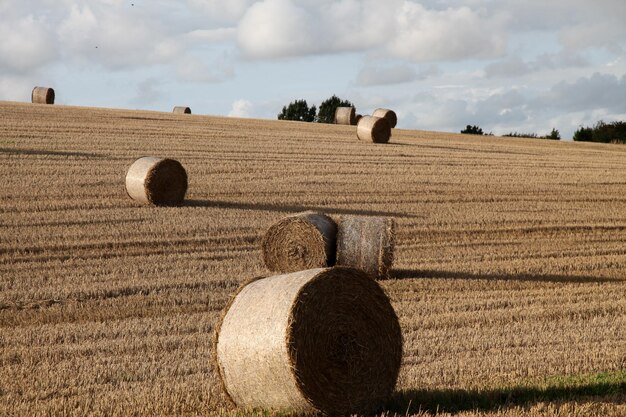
[0,101,625,417]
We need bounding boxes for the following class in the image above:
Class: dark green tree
[544,128,561,140]
[277,99,316,122]
[461,125,484,135]
[573,126,593,142]
[317,95,354,124]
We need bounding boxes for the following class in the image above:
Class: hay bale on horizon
[214,267,403,416]
[372,108,397,128]
[32,87,55,105]
[357,116,391,143]
[173,106,191,114]
[337,216,396,279]
[335,106,356,125]
[125,157,188,206]
[262,212,337,273]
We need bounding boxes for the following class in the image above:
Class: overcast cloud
[0,0,625,138]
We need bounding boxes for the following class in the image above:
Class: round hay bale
[337,216,396,279]
[357,115,391,144]
[355,113,363,124]
[214,267,403,415]
[31,87,55,105]
[125,157,188,206]
[372,108,397,128]
[335,106,356,125]
[262,212,337,273]
[173,106,191,114]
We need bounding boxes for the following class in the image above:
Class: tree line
[278,95,354,124]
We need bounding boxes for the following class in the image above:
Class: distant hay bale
[173,106,191,114]
[335,106,356,125]
[337,216,396,279]
[125,157,188,206]
[355,113,363,124]
[214,266,403,416]
[357,116,391,144]
[262,212,337,273]
[31,87,55,105]
[372,108,397,128]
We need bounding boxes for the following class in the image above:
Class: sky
[1,0,626,139]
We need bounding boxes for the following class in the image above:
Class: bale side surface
[215,267,403,416]
[31,87,55,105]
[335,107,356,125]
[262,212,337,273]
[337,216,396,279]
[372,108,397,128]
[125,156,188,206]
[173,106,191,114]
[357,116,391,144]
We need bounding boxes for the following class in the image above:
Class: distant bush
[573,121,626,144]
[317,95,355,124]
[503,128,560,140]
[461,125,484,135]
[277,99,316,122]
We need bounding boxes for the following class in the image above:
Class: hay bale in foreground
[262,212,337,273]
[32,87,55,104]
[372,108,397,128]
[357,115,391,143]
[125,157,188,206]
[337,216,395,279]
[335,106,356,125]
[173,106,191,114]
[215,267,403,416]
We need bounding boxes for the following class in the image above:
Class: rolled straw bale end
[355,114,363,124]
[357,116,391,144]
[337,216,396,279]
[32,87,55,105]
[173,106,192,114]
[125,157,188,206]
[372,108,397,128]
[335,106,356,125]
[262,212,337,273]
[215,267,403,416]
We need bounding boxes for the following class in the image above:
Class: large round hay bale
[335,106,356,125]
[357,115,391,144]
[262,212,337,273]
[372,108,397,128]
[215,267,403,416]
[337,216,396,279]
[125,157,188,206]
[173,106,191,114]
[31,87,55,104]
[355,113,363,124]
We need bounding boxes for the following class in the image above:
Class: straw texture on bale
[214,267,403,416]
[173,106,191,114]
[31,87,55,105]
[337,216,396,279]
[357,115,391,144]
[372,108,397,128]
[125,157,188,206]
[334,106,356,125]
[262,212,337,273]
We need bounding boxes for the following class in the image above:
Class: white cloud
[0,14,57,73]
[356,64,441,86]
[228,99,253,117]
[175,54,234,83]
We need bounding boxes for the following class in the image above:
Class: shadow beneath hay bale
[0,147,106,158]
[387,379,626,414]
[185,199,418,218]
[391,268,621,284]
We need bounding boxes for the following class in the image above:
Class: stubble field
[0,101,624,417]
